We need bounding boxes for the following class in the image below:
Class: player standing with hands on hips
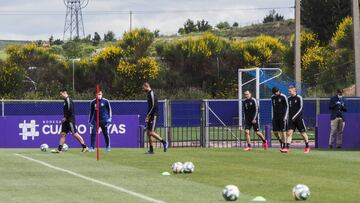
[88,90,112,152]
[243,90,268,151]
[52,88,89,153]
[143,82,168,154]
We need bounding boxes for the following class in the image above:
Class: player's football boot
[263,141,268,150]
[243,147,252,151]
[89,147,95,152]
[106,146,111,152]
[304,147,310,154]
[51,149,62,153]
[280,148,288,153]
[81,147,89,153]
[145,150,155,154]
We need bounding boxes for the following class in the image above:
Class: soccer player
[143,82,168,154]
[271,87,288,150]
[282,86,310,153]
[242,90,268,151]
[52,88,88,153]
[88,90,112,152]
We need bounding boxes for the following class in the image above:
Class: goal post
[238,67,282,128]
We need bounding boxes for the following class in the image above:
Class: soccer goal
[238,67,283,128]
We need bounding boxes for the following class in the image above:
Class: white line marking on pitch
[14,153,165,203]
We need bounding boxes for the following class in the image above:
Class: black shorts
[244,119,260,131]
[272,117,286,132]
[146,115,157,131]
[61,120,77,134]
[288,118,307,132]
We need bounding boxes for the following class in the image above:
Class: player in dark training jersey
[271,87,288,150]
[281,86,310,154]
[143,82,168,154]
[243,90,268,151]
[52,88,88,153]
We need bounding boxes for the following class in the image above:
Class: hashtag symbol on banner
[19,120,40,141]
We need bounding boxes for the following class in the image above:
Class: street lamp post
[70,58,81,94]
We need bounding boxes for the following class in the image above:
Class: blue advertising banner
[0,115,140,148]
[317,114,360,149]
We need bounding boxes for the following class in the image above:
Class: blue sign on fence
[0,115,140,148]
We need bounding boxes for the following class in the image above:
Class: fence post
[265,125,272,147]
[200,100,209,148]
[315,126,318,148]
[200,101,204,147]
[164,99,168,142]
[1,99,4,117]
[139,125,145,148]
[166,99,172,148]
[204,100,209,148]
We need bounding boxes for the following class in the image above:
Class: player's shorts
[61,120,77,134]
[244,119,260,131]
[288,118,307,132]
[146,115,157,131]
[272,117,287,132]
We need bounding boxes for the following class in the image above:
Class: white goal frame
[238,67,282,128]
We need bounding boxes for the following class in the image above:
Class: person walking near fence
[271,87,288,150]
[282,86,310,154]
[243,90,268,151]
[143,82,168,154]
[329,89,347,149]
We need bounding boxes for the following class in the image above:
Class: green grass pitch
[0,148,359,202]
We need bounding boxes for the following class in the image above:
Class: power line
[0,6,294,16]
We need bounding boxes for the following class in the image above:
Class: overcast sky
[0,0,294,41]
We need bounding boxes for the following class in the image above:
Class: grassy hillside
[0,40,30,50]
[214,19,296,40]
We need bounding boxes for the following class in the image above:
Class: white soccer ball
[292,184,310,201]
[62,143,69,152]
[183,162,195,173]
[40,143,49,152]
[172,162,184,173]
[222,185,240,201]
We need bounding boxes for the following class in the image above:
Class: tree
[331,16,353,49]
[216,21,231,30]
[4,44,68,96]
[119,28,155,60]
[196,19,212,32]
[53,39,64,45]
[301,0,354,43]
[232,22,239,28]
[154,29,160,37]
[0,63,25,97]
[263,9,284,23]
[49,35,54,46]
[92,32,101,45]
[103,31,116,42]
[178,28,185,35]
[183,19,198,34]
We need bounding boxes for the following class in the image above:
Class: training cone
[161,172,171,176]
[252,196,266,202]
